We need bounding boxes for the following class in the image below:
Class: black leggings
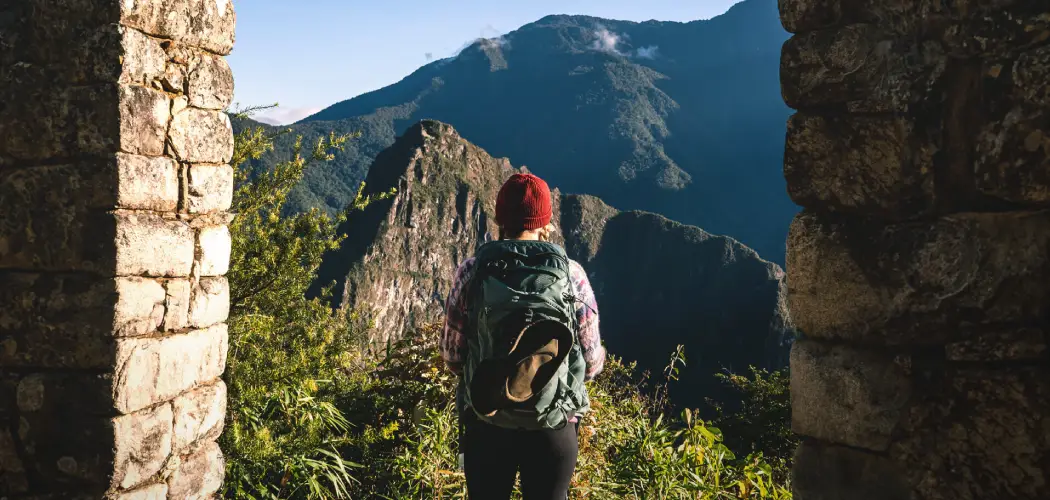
[463,417,578,500]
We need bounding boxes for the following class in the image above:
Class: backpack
[461,239,590,430]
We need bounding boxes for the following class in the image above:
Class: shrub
[379,339,792,500]
[710,367,796,476]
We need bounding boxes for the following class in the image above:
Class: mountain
[313,120,793,407]
[243,0,796,262]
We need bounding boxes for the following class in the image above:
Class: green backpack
[461,239,590,430]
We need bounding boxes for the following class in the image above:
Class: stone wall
[0,1,235,497]
[779,1,1049,499]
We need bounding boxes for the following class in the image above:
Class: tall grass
[376,330,792,500]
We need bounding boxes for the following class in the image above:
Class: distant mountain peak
[242,0,796,262]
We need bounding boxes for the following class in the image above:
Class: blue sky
[228,0,744,124]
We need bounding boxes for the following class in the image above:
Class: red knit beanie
[495,173,553,231]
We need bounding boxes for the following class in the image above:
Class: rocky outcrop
[312,121,513,346]
[780,0,1050,499]
[315,120,793,406]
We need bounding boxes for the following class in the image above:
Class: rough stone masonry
[779,0,1050,499]
[0,0,235,498]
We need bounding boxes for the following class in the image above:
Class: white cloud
[635,45,659,59]
[449,24,511,59]
[480,24,501,39]
[254,106,323,126]
[591,26,623,55]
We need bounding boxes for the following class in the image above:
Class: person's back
[441,173,606,500]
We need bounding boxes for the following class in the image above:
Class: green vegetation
[221,114,793,499]
[222,108,392,498]
[711,368,796,471]
[363,335,793,499]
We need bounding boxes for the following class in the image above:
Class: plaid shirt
[441,256,606,381]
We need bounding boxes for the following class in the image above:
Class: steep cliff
[312,120,511,345]
[315,120,793,406]
[560,195,793,401]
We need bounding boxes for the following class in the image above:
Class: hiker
[441,173,606,500]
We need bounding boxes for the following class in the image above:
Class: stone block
[169,109,234,164]
[21,1,118,30]
[196,226,231,276]
[0,274,196,367]
[0,83,167,164]
[780,24,880,106]
[113,324,228,414]
[188,277,230,328]
[187,164,234,214]
[780,24,946,112]
[16,412,114,489]
[791,340,911,451]
[13,373,114,416]
[113,483,168,500]
[780,0,1049,55]
[116,153,180,211]
[0,161,109,212]
[0,273,117,368]
[778,0,840,33]
[784,113,935,216]
[787,210,1050,344]
[892,367,1050,500]
[118,85,169,157]
[118,26,168,87]
[162,279,192,331]
[0,4,195,90]
[114,212,195,277]
[162,62,186,94]
[792,440,910,500]
[120,0,236,55]
[167,441,224,500]
[114,277,166,337]
[1014,45,1050,109]
[940,6,1050,58]
[945,328,1047,362]
[112,404,173,490]
[3,3,121,85]
[172,381,226,454]
[0,428,29,494]
[975,105,1050,206]
[186,52,234,110]
[0,155,175,241]
[171,95,191,117]
[0,84,118,166]
[0,165,116,272]
[0,156,185,272]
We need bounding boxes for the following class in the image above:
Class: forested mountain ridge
[239,0,796,262]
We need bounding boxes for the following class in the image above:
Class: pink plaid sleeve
[569,260,605,380]
[441,258,476,373]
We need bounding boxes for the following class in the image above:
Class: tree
[710,367,796,475]
[221,107,392,499]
